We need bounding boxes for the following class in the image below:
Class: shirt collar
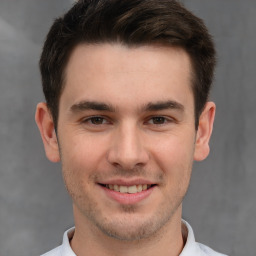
[60,227,76,256]
[180,220,204,255]
[60,220,204,256]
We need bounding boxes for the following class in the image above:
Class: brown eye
[151,117,166,124]
[90,117,105,125]
[91,116,104,124]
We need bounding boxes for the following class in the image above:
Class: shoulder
[197,242,228,256]
[40,245,62,256]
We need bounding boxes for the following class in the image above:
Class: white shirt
[41,221,228,256]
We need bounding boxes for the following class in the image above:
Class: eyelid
[145,115,176,125]
[79,115,176,126]
[81,115,111,125]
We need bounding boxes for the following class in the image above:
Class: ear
[35,102,60,162]
[194,101,216,161]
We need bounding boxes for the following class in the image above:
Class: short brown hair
[40,0,216,129]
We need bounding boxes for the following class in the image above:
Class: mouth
[98,181,157,204]
[99,184,156,194]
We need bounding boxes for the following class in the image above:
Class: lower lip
[100,185,155,205]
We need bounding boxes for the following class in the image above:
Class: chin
[91,210,173,241]
[97,221,157,241]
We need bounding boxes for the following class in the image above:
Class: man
[35,0,227,255]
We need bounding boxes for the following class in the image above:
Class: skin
[36,43,215,256]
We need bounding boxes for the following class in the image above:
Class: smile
[101,184,154,194]
[99,182,156,204]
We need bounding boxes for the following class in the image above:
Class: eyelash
[81,115,174,126]
[146,116,173,125]
[82,116,110,125]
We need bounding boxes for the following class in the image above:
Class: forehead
[61,43,194,112]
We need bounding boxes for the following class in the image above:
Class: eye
[83,116,108,125]
[148,116,169,125]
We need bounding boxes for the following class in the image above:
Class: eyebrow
[70,100,184,113]
[70,101,116,112]
[142,100,184,112]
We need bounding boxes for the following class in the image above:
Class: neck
[70,206,185,256]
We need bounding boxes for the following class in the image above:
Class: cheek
[151,133,195,167]
[60,132,110,172]
[150,133,195,188]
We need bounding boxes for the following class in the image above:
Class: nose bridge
[107,120,149,169]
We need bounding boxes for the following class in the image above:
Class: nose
[107,123,150,170]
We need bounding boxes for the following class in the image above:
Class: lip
[100,185,155,205]
[98,178,156,186]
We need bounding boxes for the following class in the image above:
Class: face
[36,43,215,241]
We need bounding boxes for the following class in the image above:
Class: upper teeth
[106,184,150,193]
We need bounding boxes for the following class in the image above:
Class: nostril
[106,140,150,169]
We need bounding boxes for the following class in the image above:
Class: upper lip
[98,178,156,186]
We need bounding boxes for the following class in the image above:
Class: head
[36,0,216,245]
[40,0,216,130]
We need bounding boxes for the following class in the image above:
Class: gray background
[0,1,255,255]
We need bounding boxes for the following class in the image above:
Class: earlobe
[35,102,60,162]
[194,101,216,161]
